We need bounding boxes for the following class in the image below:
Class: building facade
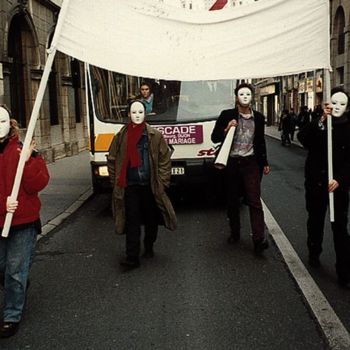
[0,0,88,162]
[254,0,350,125]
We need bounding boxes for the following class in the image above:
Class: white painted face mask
[330,92,348,118]
[237,87,252,106]
[0,107,10,139]
[129,101,145,125]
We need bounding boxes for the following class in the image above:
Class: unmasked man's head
[0,106,10,140]
[234,83,254,107]
[330,87,349,118]
[128,100,146,125]
[140,83,151,99]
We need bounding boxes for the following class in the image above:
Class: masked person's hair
[330,86,350,115]
[0,104,19,138]
[127,99,146,114]
[331,86,350,101]
[234,83,254,97]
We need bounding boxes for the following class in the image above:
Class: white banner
[214,126,236,169]
[54,0,329,80]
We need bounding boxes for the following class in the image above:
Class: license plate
[171,167,185,175]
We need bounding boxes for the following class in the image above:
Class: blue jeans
[0,225,37,322]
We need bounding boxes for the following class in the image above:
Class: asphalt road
[261,136,350,335]
[0,178,328,349]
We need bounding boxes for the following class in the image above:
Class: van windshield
[89,66,235,124]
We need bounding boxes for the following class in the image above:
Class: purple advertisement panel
[155,125,204,145]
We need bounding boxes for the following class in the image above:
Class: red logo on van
[155,125,203,145]
[197,148,217,157]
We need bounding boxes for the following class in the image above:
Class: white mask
[129,101,145,125]
[330,92,348,118]
[237,87,252,106]
[0,107,10,139]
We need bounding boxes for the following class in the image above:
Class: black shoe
[120,258,140,270]
[142,249,154,259]
[227,234,240,244]
[0,322,19,338]
[337,272,350,288]
[308,255,321,268]
[254,239,269,254]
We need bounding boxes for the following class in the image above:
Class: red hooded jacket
[0,136,50,228]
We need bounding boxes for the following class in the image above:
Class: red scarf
[117,122,146,187]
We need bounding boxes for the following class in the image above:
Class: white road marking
[263,200,350,350]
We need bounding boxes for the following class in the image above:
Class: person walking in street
[297,105,311,130]
[211,83,270,254]
[297,86,350,287]
[0,105,50,337]
[311,104,323,121]
[107,99,176,271]
[289,108,298,141]
[278,109,292,146]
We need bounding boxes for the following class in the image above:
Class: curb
[37,188,93,241]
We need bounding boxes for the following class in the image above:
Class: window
[336,66,344,86]
[7,15,33,128]
[89,66,236,124]
[47,32,59,126]
[334,7,345,55]
[48,63,59,125]
[71,58,82,123]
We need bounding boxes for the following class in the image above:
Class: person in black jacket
[297,86,350,287]
[211,83,270,254]
[278,109,292,146]
[297,106,311,130]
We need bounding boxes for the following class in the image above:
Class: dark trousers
[124,185,159,260]
[226,156,266,242]
[305,180,350,278]
[281,131,291,145]
[290,130,295,141]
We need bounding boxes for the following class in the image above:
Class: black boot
[254,239,269,254]
[142,247,154,258]
[120,257,140,271]
[227,234,240,244]
[308,254,321,268]
[0,322,19,338]
[142,243,154,259]
[336,264,350,287]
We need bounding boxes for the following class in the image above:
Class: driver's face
[140,85,151,98]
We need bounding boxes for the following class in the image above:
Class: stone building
[254,0,349,125]
[0,0,88,162]
[331,0,350,91]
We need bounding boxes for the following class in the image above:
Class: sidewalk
[39,150,93,238]
[265,125,302,148]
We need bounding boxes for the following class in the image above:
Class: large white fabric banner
[54,0,330,81]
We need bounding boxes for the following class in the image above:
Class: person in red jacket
[0,105,49,338]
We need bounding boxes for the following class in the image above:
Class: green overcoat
[107,123,177,235]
